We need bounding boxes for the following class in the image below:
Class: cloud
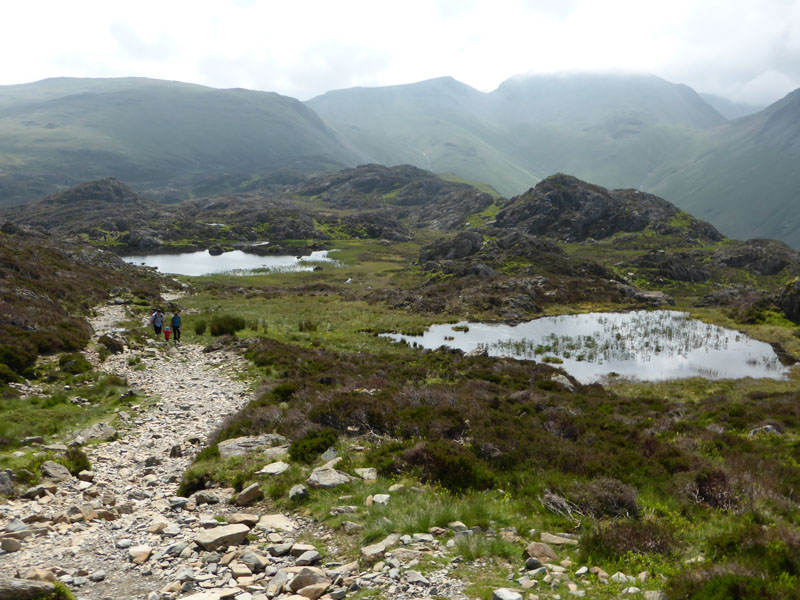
[0,0,798,105]
[109,20,175,62]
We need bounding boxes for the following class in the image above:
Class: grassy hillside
[0,77,356,205]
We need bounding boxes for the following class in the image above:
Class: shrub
[569,477,640,518]
[0,363,21,384]
[580,518,677,561]
[289,428,337,463]
[210,315,245,336]
[399,440,496,492]
[63,447,91,475]
[195,320,207,335]
[58,353,92,374]
[298,319,317,332]
[687,468,737,510]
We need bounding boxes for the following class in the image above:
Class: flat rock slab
[258,461,290,475]
[256,513,296,533]
[194,524,250,550]
[0,577,56,600]
[541,532,579,545]
[217,434,288,458]
[493,589,523,600]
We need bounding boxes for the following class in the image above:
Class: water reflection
[383,311,788,383]
[121,250,338,276]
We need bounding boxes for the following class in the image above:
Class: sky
[2,0,799,106]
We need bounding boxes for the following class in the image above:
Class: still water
[122,250,337,276]
[383,310,788,383]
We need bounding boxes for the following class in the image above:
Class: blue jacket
[171,315,181,328]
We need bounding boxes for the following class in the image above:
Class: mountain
[309,73,728,197]
[650,88,800,246]
[0,77,356,205]
[700,93,765,119]
[306,77,532,196]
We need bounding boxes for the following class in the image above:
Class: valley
[2,166,800,600]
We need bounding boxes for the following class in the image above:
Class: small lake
[122,250,338,276]
[383,310,789,383]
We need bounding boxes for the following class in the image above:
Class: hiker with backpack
[171,311,182,346]
[151,309,165,337]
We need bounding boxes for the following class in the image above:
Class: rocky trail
[0,303,474,600]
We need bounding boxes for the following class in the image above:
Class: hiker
[164,324,172,342]
[171,311,182,346]
[151,309,165,337]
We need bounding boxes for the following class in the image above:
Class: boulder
[128,545,152,564]
[306,469,354,489]
[235,483,263,506]
[194,524,250,550]
[39,461,71,482]
[524,541,558,563]
[287,567,330,592]
[360,542,386,563]
[289,484,309,501]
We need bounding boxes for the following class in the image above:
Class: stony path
[0,304,475,600]
[1,303,252,598]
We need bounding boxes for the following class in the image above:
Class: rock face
[495,174,722,243]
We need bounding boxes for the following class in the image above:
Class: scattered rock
[128,545,153,564]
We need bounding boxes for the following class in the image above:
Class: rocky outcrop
[633,250,710,282]
[495,174,722,243]
[420,231,483,263]
[714,239,800,275]
[779,277,800,322]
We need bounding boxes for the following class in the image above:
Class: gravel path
[1,303,251,598]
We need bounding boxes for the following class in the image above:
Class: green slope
[650,88,800,247]
[0,77,356,205]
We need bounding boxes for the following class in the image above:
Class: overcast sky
[2,0,799,106]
